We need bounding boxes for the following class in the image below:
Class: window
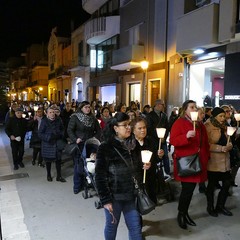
[91,36,119,74]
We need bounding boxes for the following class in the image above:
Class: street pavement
[0,125,240,240]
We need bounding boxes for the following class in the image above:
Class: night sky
[0,0,90,61]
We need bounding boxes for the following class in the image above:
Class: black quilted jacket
[95,138,143,206]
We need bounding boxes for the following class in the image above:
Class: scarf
[73,112,94,127]
[210,116,226,130]
[210,116,227,146]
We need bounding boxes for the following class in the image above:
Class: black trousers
[33,147,43,164]
[178,182,196,213]
[10,140,24,166]
[206,171,231,207]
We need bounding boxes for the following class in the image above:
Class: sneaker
[19,162,25,168]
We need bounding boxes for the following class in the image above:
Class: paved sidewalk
[0,126,240,240]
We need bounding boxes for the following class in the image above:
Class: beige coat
[204,120,230,172]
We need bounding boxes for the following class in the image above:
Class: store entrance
[189,58,225,107]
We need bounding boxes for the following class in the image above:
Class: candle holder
[227,126,236,145]
[141,150,152,184]
[22,113,26,118]
[190,112,198,131]
[156,128,166,150]
[33,105,38,112]
[234,113,240,128]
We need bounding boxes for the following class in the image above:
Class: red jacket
[170,117,209,183]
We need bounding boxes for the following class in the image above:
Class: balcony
[82,0,108,14]
[85,16,120,45]
[176,2,220,56]
[111,45,145,71]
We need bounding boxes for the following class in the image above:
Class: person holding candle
[221,105,240,189]
[131,117,164,204]
[146,99,170,176]
[204,107,233,217]
[170,100,210,229]
[95,113,150,240]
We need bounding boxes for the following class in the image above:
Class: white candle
[33,105,38,112]
[234,114,240,121]
[22,113,26,118]
[227,126,236,145]
[190,111,198,131]
[156,128,166,150]
[190,111,198,121]
[141,150,152,184]
[156,128,166,138]
[227,126,236,136]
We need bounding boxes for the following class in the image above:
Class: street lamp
[140,59,149,108]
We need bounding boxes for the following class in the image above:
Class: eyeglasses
[117,123,131,128]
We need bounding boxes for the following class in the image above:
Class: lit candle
[98,119,101,124]
[156,128,166,150]
[112,112,117,117]
[227,126,236,145]
[33,105,38,112]
[141,150,152,184]
[190,112,198,131]
[22,113,26,118]
[234,114,240,128]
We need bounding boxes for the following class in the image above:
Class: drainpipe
[165,0,169,112]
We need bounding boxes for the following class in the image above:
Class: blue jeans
[104,200,142,240]
[162,143,170,175]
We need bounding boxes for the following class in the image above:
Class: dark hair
[78,101,90,112]
[101,107,109,114]
[103,112,130,142]
[180,100,196,117]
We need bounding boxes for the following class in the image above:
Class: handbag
[114,147,156,215]
[177,153,201,177]
[177,124,203,177]
[64,142,79,156]
[133,176,156,215]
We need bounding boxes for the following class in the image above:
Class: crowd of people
[3,98,240,239]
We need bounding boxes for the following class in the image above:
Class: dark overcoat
[38,117,64,159]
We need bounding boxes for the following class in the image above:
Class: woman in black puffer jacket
[95,112,149,240]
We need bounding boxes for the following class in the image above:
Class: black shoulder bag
[114,147,156,215]
[177,125,202,177]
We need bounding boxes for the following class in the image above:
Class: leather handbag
[114,147,156,215]
[64,142,79,156]
[133,177,156,215]
[177,153,201,177]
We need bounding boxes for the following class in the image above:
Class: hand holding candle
[141,150,152,184]
[227,126,236,145]
[156,128,166,150]
[190,112,198,131]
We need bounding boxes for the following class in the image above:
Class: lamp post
[140,59,149,108]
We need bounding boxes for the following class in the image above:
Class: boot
[185,213,196,226]
[177,212,187,229]
[215,191,233,216]
[215,206,233,216]
[207,205,218,217]
[206,191,218,217]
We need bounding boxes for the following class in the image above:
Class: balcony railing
[85,16,120,45]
